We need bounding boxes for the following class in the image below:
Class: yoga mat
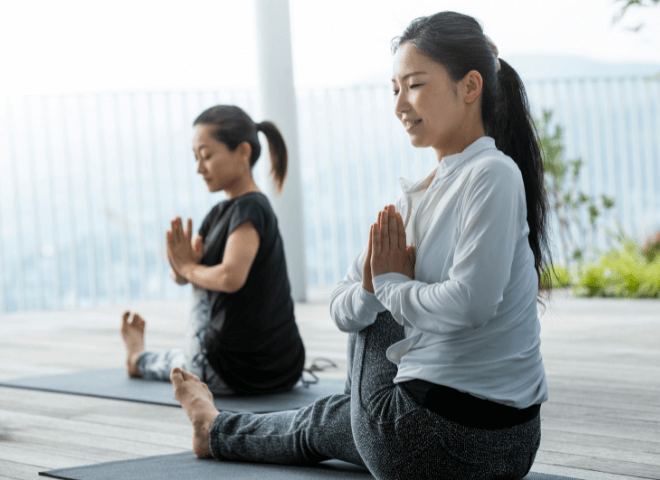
[39,451,583,480]
[0,368,346,413]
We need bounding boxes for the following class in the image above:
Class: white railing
[1,76,659,312]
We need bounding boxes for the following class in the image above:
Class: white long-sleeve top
[329,136,548,409]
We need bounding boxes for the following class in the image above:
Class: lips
[404,119,422,130]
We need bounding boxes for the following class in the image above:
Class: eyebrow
[392,71,428,82]
[192,144,209,152]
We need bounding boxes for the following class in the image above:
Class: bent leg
[349,311,421,478]
[137,348,186,380]
[184,286,235,396]
[349,311,542,480]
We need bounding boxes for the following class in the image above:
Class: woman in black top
[121,105,305,395]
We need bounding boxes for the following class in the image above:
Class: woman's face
[192,124,249,193]
[392,42,467,152]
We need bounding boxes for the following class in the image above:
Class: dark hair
[193,105,288,194]
[392,11,552,292]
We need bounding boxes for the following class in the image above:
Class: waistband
[400,379,541,430]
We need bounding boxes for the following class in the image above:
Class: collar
[398,136,497,194]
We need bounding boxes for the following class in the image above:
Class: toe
[170,367,184,385]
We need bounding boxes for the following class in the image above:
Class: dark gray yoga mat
[39,451,583,480]
[0,368,345,413]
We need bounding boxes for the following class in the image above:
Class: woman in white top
[170,11,551,480]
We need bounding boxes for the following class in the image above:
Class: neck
[433,116,486,163]
[224,174,260,200]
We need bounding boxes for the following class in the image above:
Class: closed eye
[393,84,422,96]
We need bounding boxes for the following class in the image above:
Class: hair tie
[484,35,501,72]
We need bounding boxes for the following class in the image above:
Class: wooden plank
[541,400,660,424]
[540,438,660,467]
[0,411,190,449]
[535,450,660,479]
[543,428,660,455]
[531,461,649,480]
[0,459,49,480]
[0,442,95,470]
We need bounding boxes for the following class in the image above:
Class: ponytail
[488,59,552,287]
[392,11,553,291]
[193,106,289,195]
[257,121,288,195]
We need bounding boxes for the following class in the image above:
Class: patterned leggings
[136,286,235,396]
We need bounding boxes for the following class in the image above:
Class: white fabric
[329,136,547,409]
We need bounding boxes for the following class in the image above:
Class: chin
[408,135,427,148]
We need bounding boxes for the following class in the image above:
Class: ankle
[127,352,143,377]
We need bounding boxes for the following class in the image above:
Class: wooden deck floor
[0,290,658,479]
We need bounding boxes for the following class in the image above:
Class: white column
[254,0,307,301]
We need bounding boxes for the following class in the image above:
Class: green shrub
[540,264,572,289]
[573,241,660,298]
[641,231,660,263]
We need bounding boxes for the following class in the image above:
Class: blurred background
[1,0,659,312]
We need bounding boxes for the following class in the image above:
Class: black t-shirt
[198,192,305,394]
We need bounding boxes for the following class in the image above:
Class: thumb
[406,246,416,261]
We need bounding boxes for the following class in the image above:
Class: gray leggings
[137,286,234,396]
[207,311,541,479]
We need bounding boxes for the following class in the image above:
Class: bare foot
[121,311,145,378]
[171,367,219,459]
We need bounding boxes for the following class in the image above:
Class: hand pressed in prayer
[167,217,203,280]
[362,220,375,294]
[370,205,415,280]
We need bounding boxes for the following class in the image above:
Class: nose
[196,160,205,175]
[394,90,410,118]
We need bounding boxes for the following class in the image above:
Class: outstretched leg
[121,311,145,377]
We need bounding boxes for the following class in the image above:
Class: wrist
[180,262,196,281]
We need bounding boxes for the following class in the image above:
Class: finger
[366,224,373,258]
[174,217,183,243]
[381,207,390,252]
[396,212,406,249]
[185,218,193,240]
[175,218,185,244]
[372,222,381,256]
[170,220,178,242]
[388,205,398,250]
[166,230,175,252]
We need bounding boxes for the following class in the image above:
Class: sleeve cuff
[373,272,411,291]
[358,285,386,315]
[372,272,413,317]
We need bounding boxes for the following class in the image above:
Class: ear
[238,141,252,165]
[461,70,483,104]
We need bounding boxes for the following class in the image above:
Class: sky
[0,0,659,94]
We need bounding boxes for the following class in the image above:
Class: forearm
[372,273,496,334]
[170,269,189,285]
[181,263,237,293]
[330,279,384,332]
